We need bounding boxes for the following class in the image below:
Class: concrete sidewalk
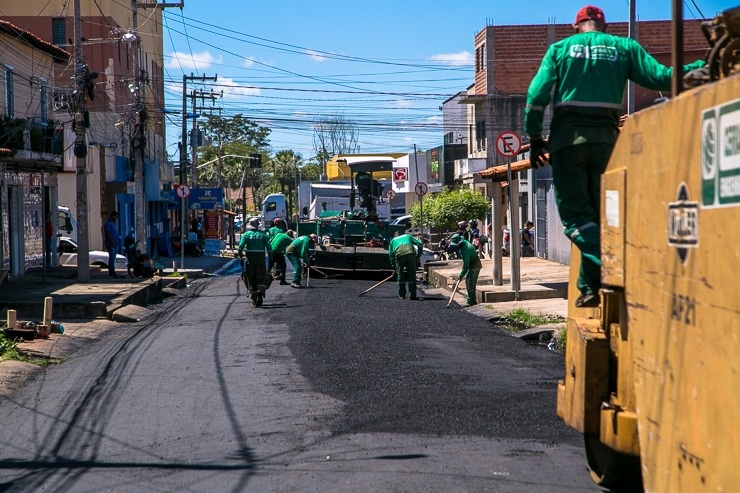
[0,254,236,320]
[422,256,570,321]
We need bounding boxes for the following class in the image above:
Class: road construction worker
[449,233,482,306]
[237,217,273,306]
[285,233,317,288]
[267,217,287,242]
[270,229,294,285]
[388,233,424,300]
[524,4,705,307]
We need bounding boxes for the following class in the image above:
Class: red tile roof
[0,20,70,63]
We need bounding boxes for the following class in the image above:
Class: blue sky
[161,0,734,163]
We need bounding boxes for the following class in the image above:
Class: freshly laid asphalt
[0,252,569,374]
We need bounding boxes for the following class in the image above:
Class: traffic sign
[393,167,408,181]
[495,131,521,158]
[385,189,396,200]
[175,184,191,199]
[414,182,428,197]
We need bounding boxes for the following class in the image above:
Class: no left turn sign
[495,131,521,158]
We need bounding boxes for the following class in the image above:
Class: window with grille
[52,18,66,46]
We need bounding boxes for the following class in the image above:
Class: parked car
[57,237,128,269]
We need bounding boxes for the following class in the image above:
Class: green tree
[409,187,489,232]
[264,150,303,215]
[196,114,271,187]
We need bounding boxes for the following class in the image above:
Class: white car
[57,237,128,269]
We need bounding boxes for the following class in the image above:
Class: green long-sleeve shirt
[270,232,293,254]
[458,240,482,278]
[285,235,313,263]
[237,228,273,262]
[525,30,704,152]
[388,234,423,270]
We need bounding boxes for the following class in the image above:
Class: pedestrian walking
[521,221,535,257]
[524,4,704,307]
[285,233,317,288]
[103,211,122,278]
[270,229,294,285]
[388,232,424,300]
[449,233,482,306]
[237,217,273,306]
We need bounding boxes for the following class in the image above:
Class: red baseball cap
[575,5,605,24]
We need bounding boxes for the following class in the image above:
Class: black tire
[128,265,135,278]
[584,434,642,490]
[193,246,204,257]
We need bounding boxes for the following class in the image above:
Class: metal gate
[534,167,570,265]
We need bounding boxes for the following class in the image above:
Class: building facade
[0,20,69,278]
[3,1,171,256]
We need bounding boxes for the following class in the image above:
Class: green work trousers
[551,143,613,296]
[465,268,481,305]
[286,251,302,284]
[243,253,267,294]
[395,253,418,299]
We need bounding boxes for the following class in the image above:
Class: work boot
[575,292,599,308]
[279,280,289,285]
[290,283,301,289]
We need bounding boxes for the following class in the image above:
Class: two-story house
[0,20,69,279]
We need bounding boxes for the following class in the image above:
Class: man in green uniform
[267,217,287,242]
[285,233,317,288]
[524,5,704,307]
[270,229,294,285]
[450,234,482,306]
[388,233,424,300]
[237,217,273,306]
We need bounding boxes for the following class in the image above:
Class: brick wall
[478,19,707,95]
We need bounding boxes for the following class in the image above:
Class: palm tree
[269,150,303,216]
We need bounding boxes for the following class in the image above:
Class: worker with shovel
[449,233,482,307]
[388,232,424,300]
[285,233,317,288]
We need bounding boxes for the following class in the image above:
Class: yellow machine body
[557,72,740,491]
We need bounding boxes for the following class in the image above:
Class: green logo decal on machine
[701,99,740,208]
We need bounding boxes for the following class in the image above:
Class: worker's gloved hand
[530,138,549,168]
[459,274,465,280]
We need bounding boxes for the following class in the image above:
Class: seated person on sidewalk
[450,234,482,306]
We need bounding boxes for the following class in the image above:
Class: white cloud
[217,76,261,98]
[243,56,255,68]
[427,51,474,66]
[383,99,412,109]
[305,49,327,62]
[425,116,443,125]
[165,50,222,70]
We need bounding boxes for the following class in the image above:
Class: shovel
[446,277,463,308]
[358,272,396,297]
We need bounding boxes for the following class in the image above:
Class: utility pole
[131,0,147,257]
[180,74,216,270]
[73,0,90,282]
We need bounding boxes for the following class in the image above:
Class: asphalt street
[0,269,603,492]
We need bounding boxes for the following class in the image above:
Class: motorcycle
[124,233,157,278]
[171,236,204,257]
